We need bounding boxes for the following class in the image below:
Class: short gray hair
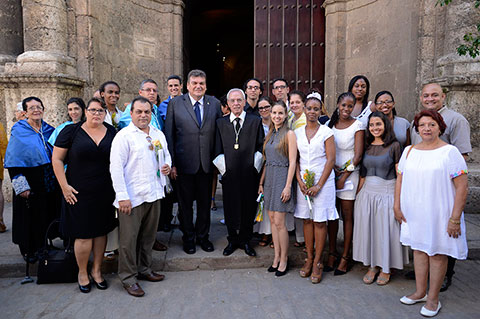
[139,79,158,90]
[187,69,207,82]
[227,88,245,100]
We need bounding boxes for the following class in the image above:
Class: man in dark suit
[215,89,264,257]
[164,69,222,254]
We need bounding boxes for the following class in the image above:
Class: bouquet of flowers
[303,169,315,218]
[152,139,173,193]
[338,159,355,173]
[152,139,163,177]
[255,193,264,222]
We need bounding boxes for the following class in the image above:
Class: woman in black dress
[52,97,117,293]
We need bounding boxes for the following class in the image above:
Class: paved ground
[0,261,479,319]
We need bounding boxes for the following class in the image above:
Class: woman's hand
[298,181,308,195]
[447,220,461,238]
[307,185,321,197]
[281,186,291,203]
[336,174,346,190]
[393,207,406,224]
[161,164,171,176]
[258,185,264,195]
[19,190,30,199]
[61,185,79,205]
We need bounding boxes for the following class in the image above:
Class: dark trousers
[176,169,212,243]
[158,179,178,229]
[446,256,456,278]
[226,216,254,246]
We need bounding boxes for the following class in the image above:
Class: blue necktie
[194,101,202,126]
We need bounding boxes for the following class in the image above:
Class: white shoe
[400,294,428,305]
[420,301,441,317]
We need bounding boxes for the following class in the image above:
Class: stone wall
[323,0,421,119]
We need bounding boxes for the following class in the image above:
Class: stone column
[0,0,23,71]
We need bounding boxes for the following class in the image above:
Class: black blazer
[164,94,222,174]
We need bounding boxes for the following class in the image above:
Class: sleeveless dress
[263,130,295,213]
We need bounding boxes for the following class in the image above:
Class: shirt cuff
[116,192,130,202]
[12,175,30,195]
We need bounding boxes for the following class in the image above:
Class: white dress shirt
[110,122,172,209]
[229,110,246,128]
[188,94,204,122]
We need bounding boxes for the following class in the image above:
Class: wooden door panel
[254,0,325,96]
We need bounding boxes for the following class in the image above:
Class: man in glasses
[243,78,264,117]
[272,78,290,109]
[110,96,172,297]
[118,79,163,130]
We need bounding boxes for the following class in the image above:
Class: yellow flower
[152,139,162,148]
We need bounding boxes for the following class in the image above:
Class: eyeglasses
[87,108,106,115]
[375,100,394,106]
[246,86,260,90]
[258,106,271,110]
[273,85,287,90]
[141,88,158,93]
[27,106,43,111]
[146,136,154,150]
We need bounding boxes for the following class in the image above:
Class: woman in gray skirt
[352,111,408,285]
[258,100,297,277]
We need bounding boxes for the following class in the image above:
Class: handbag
[37,219,78,284]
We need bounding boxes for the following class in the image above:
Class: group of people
[1,70,470,317]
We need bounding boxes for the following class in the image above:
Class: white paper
[213,154,226,175]
[256,193,263,202]
[400,221,410,241]
[254,151,264,173]
[335,180,354,192]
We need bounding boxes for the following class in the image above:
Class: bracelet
[449,218,461,225]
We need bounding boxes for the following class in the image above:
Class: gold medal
[234,143,239,150]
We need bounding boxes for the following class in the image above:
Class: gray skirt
[353,176,409,272]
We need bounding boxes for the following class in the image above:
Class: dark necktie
[194,101,202,126]
[235,117,241,131]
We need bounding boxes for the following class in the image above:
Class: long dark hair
[328,92,355,128]
[374,90,397,117]
[348,75,370,110]
[365,111,397,148]
[66,97,86,121]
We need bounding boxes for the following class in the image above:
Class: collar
[229,111,246,123]
[127,121,153,135]
[438,105,447,113]
[188,94,204,106]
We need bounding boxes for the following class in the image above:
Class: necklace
[305,124,320,142]
[233,118,241,150]
[30,121,49,153]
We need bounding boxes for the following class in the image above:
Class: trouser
[118,200,160,286]
[446,256,456,279]
[176,169,212,243]
[226,214,254,246]
[158,186,176,229]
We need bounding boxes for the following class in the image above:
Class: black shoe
[92,279,108,290]
[275,261,289,277]
[405,270,416,280]
[267,264,278,272]
[78,280,91,293]
[160,224,172,232]
[198,239,214,252]
[243,243,256,257]
[183,241,196,254]
[223,242,237,256]
[440,276,452,292]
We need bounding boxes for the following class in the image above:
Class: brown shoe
[137,271,165,282]
[0,218,6,233]
[153,240,168,251]
[124,283,145,297]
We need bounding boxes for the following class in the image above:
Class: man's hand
[170,166,178,180]
[119,200,132,215]
[19,190,30,199]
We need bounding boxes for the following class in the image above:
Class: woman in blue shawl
[4,96,60,262]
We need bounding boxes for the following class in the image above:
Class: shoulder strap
[406,145,415,159]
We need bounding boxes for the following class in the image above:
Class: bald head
[420,83,445,111]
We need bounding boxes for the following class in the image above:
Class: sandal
[211,198,217,211]
[311,262,324,284]
[363,268,379,284]
[376,272,391,286]
[299,259,313,278]
[294,241,305,248]
[324,252,339,272]
[0,218,6,233]
[258,235,271,247]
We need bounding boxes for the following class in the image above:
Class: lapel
[182,95,200,128]
[201,96,211,129]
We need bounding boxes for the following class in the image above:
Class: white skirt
[295,179,339,223]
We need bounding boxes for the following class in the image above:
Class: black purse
[37,219,78,284]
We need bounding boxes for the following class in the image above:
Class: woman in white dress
[295,93,338,283]
[326,92,365,276]
[395,109,468,317]
[348,75,375,127]
[353,112,408,286]
[99,81,122,130]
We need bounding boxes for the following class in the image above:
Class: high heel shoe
[90,274,108,290]
[78,280,91,293]
[275,260,289,277]
[310,263,324,284]
[299,259,313,278]
[334,256,351,276]
[267,263,279,273]
[324,252,339,272]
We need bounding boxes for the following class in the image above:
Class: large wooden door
[254,0,325,95]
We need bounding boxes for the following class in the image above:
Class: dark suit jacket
[164,94,222,175]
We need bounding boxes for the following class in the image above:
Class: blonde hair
[263,101,290,157]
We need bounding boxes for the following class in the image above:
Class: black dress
[55,122,117,239]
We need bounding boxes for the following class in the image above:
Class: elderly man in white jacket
[110,96,171,297]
